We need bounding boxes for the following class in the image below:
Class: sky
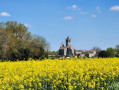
[0,0,119,51]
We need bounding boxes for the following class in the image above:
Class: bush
[98,50,109,58]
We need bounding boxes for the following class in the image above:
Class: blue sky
[0,0,119,51]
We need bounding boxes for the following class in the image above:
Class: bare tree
[92,46,101,56]
[115,45,119,50]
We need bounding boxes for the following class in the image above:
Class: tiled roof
[60,46,67,49]
[83,50,94,52]
[75,50,83,52]
[60,46,71,49]
[76,50,96,53]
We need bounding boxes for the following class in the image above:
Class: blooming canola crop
[0,58,119,89]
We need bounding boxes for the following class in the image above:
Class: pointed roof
[60,42,64,47]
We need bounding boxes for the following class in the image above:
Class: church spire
[60,42,64,47]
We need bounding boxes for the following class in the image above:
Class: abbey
[59,36,96,57]
[59,36,75,57]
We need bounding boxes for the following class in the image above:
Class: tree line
[0,21,49,61]
[92,45,119,58]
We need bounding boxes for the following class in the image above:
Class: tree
[115,49,119,57]
[0,21,49,61]
[49,51,59,55]
[92,46,101,56]
[92,46,101,52]
[115,45,119,50]
[1,21,32,61]
[115,45,119,57]
[0,28,11,60]
[98,50,109,58]
[29,35,49,59]
[106,47,115,58]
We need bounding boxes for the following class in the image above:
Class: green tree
[0,21,49,61]
[106,47,115,58]
[49,51,59,55]
[29,35,49,59]
[0,28,11,60]
[2,21,31,61]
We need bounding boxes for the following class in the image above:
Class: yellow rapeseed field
[0,58,119,90]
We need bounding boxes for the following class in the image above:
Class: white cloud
[0,12,10,17]
[67,5,80,10]
[64,16,73,20]
[110,6,119,11]
[24,24,32,28]
[80,12,88,14]
[96,6,101,13]
[91,14,96,18]
[72,5,78,9]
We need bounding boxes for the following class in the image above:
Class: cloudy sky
[0,0,119,51]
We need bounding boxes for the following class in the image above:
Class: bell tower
[66,36,71,47]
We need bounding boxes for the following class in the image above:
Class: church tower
[66,36,71,47]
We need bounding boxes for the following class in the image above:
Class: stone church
[59,36,97,57]
[59,36,75,57]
